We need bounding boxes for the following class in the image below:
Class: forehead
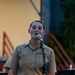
[31,22,43,27]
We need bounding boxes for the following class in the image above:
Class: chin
[32,36,36,39]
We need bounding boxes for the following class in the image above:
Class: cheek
[40,31,45,35]
[29,29,34,34]
[40,30,44,33]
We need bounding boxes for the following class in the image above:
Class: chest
[18,47,49,68]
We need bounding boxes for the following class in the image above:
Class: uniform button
[33,58,35,60]
[32,64,34,67]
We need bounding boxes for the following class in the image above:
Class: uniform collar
[23,40,45,49]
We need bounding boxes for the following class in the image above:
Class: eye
[38,26,43,30]
[32,25,36,29]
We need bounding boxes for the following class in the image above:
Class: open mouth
[35,32,39,35]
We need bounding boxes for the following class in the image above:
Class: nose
[34,28,39,34]
[35,27,39,31]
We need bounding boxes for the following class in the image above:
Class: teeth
[35,33,38,35]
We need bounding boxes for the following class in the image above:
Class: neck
[30,39,40,49]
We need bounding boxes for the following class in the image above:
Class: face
[28,21,45,39]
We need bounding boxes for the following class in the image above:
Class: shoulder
[14,43,24,51]
[44,44,53,51]
[14,42,29,52]
[43,44,55,56]
[16,42,29,48]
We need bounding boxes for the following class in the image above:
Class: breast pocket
[36,52,49,68]
[18,50,27,67]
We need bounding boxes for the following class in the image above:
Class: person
[3,57,11,72]
[8,20,57,75]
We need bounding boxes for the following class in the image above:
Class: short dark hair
[29,20,45,30]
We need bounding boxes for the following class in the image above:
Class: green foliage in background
[53,0,75,62]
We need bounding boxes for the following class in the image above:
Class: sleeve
[10,46,19,70]
[48,49,57,72]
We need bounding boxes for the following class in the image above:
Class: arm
[8,46,19,75]
[49,72,56,75]
[3,57,12,72]
[8,68,17,75]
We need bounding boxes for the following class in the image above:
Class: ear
[28,28,30,34]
